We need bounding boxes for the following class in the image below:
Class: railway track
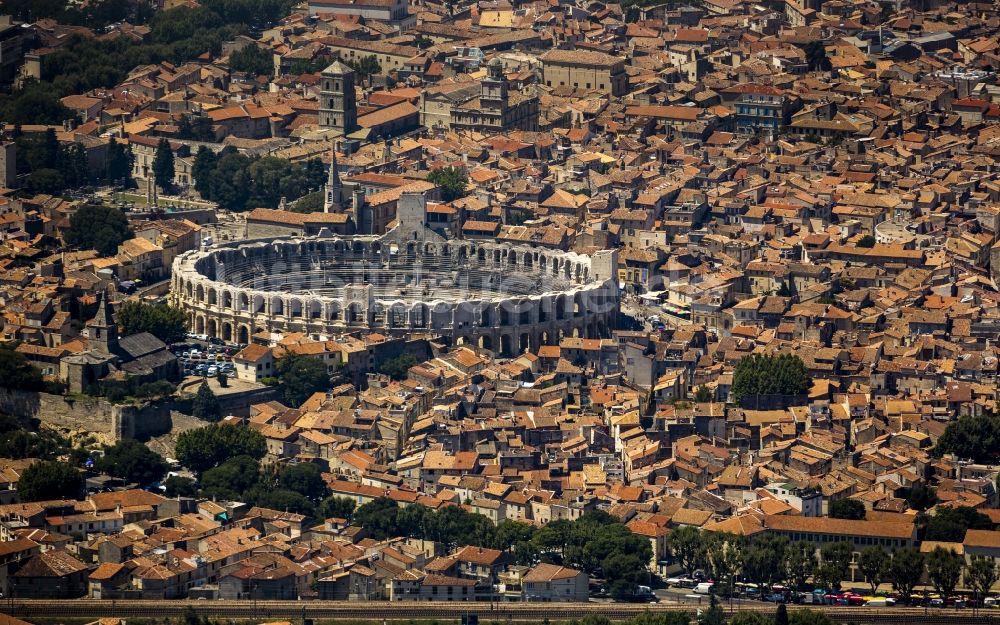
[5,600,1000,624]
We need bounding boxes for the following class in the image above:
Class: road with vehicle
[6,599,1000,624]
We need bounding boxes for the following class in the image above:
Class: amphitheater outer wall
[170,236,619,358]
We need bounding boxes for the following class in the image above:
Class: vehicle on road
[693,582,714,595]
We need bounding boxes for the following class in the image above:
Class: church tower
[480,59,509,115]
[319,60,358,135]
[87,292,119,356]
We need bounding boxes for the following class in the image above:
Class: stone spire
[324,141,342,213]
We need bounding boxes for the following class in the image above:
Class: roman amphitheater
[170,230,619,358]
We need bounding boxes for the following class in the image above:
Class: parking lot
[171,334,243,379]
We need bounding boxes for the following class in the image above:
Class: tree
[923,506,993,542]
[933,413,1000,463]
[175,423,265,474]
[744,535,788,590]
[728,614,771,625]
[347,55,381,81]
[200,455,260,500]
[106,138,134,186]
[0,345,45,392]
[704,533,743,597]
[192,381,222,421]
[352,497,401,540]
[25,168,66,194]
[774,603,789,625]
[694,385,713,403]
[278,462,329,500]
[192,146,218,198]
[96,439,167,486]
[802,40,831,72]
[776,282,793,297]
[318,495,356,520]
[164,475,198,497]
[379,353,417,380]
[152,138,175,192]
[427,166,469,202]
[888,548,924,604]
[666,525,704,575]
[0,416,68,460]
[276,352,331,407]
[18,461,83,501]
[906,483,938,512]
[65,204,133,257]
[698,594,725,625]
[966,555,998,608]
[731,353,812,405]
[787,610,832,625]
[925,546,962,599]
[856,235,876,248]
[784,541,816,591]
[216,371,228,388]
[290,191,324,213]
[228,45,272,76]
[818,542,854,591]
[116,301,187,343]
[858,546,889,594]
[829,499,866,520]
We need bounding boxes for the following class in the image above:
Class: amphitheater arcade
[170,235,620,358]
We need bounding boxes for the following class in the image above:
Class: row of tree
[666,526,999,605]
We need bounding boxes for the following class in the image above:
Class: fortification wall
[0,389,172,441]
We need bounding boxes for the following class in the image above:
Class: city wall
[0,389,172,441]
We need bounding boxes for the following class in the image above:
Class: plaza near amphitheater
[170,234,619,357]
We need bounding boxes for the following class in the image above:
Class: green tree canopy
[933,414,1000,463]
[858,546,889,594]
[922,506,993,542]
[65,204,133,257]
[829,498,866,520]
[784,540,816,591]
[0,415,68,460]
[153,138,175,192]
[732,353,812,404]
[175,423,265,474]
[228,45,272,75]
[318,495,356,520]
[289,191,324,213]
[925,546,962,598]
[888,548,924,603]
[427,166,469,202]
[378,353,417,380]
[856,234,877,248]
[192,381,222,422]
[278,462,329,500]
[905,483,938,512]
[164,475,198,497]
[346,55,381,80]
[116,301,187,343]
[18,461,84,501]
[96,439,167,486]
[0,345,45,392]
[966,555,998,605]
[276,352,331,407]
[200,455,260,500]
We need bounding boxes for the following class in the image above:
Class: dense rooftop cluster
[1,0,1000,610]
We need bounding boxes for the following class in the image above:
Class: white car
[693,582,714,595]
